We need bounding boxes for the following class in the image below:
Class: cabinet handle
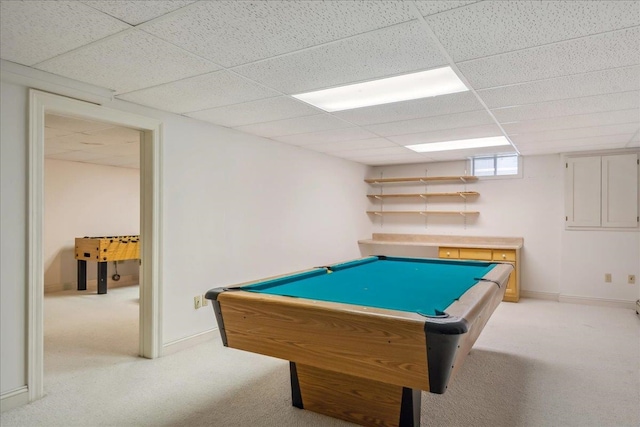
[502,254,506,259]
[446,251,450,256]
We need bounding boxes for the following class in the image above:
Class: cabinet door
[565,156,601,227]
[602,153,639,228]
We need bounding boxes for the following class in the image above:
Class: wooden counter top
[358,233,524,250]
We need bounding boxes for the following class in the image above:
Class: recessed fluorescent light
[292,67,468,112]
[406,136,511,153]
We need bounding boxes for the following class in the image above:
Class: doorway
[28,90,163,402]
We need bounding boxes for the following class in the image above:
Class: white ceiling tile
[45,114,114,133]
[459,27,640,90]
[87,156,140,168]
[46,150,115,162]
[304,138,398,153]
[273,128,379,146]
[117,70,279,114]
[140,1,415,67]
[426,1,640,61]
[0,1,131,66]
[478,66,640,109]
[516,134,636,153]
[45,133,113,151]
[332,91,484,126]
[336,152,431,165]
[81,1,196,25]
[336,146,418,158]
[36,30,220,94]
[44,145,72,156]
[502,109,640,135]
[84,126,141,143]
[232,21,448,94]
[85,143,141,158]
[187,97,320,128]
[425,146,517,162]
[510,123,640,145]
[414,1,481,16]
[234,114,352,139]
[388,124,503,146]
[491,91,640,123]
[365,110,495,137]
[44,127,76,139]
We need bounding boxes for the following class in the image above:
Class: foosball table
[75,235,140,294]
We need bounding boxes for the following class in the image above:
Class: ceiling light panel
[293,67,468,112]
[425,1,640,62]
[36,30,219,94]
[406,136,511,153]
[81,1,196,25]
[459,27,640,90]
[187,96,320,128]
[477,66,640,109]
[501,109,640,135]
[491,91,640,123]
[273,127,379,146]
[140,1,414,67]
[364,109,494,137]
[0,1,130,66]
[388,124,503,146]
[332,91,484,126]
[117,70,279,114]
[233,21,448,95]
[233,114,352,139]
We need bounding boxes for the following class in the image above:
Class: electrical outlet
[202,295,209,306]
[194,295,202,309]
[629,275,636,284]
[604,273,612,283]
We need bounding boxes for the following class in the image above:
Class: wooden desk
[358,233,523,302]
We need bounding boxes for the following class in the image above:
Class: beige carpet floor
[2,286,639,426]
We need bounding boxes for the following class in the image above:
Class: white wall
[0,79,371,395]
[0,81,28,396]
[366,155,639,302]
[44,159,140,290]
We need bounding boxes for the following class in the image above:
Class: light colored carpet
[2,286,639,426]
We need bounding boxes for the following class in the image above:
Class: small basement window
[472,154,520,177]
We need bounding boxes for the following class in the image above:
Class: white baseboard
[558,294,637,310]
[521,291,636,310]
[1,386,29,413]
[44,275,139,293]
[520,290,559,301]
[162,328,218,357]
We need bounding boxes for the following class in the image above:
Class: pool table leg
[290,362,420,427]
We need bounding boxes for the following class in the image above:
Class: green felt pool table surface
[242,256,499,316]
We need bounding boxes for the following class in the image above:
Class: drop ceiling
[1,1,638,167]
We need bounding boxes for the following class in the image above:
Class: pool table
[205,256,513,427]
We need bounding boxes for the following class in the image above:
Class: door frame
[28,89,163,401]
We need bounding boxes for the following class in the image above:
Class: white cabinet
[565,153,639,229]
[602,154,639,228]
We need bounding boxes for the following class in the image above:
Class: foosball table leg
[97,262,108,294]
[77,260,87,291]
